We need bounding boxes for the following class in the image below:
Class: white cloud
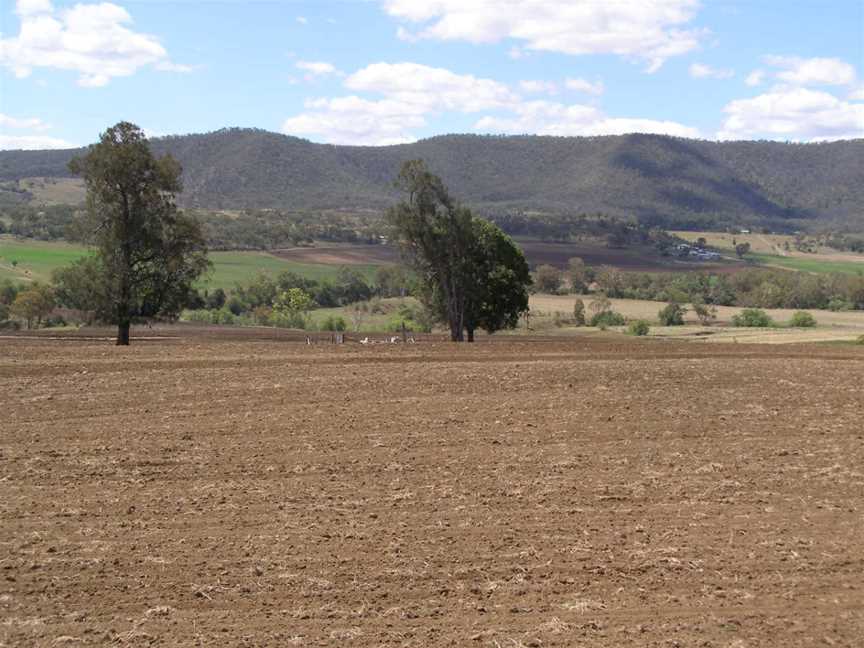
[282,63,517,145]
[16,0,53,16]
[296,60,338,77]
[765,55,856,86]
[0,0,190,86]
[850,86,864,101]
[0,113,51,131]
[154,61,195,73]
[0,110,71,149]
[345,62,518,112]
[475,100,699,138]
[564,77,604,95]
[381,0,703,71]
[745,69,765,87]
[718,87,864,141]
[282,96,425,146]
[0,134,72,150]
[296,16,308,25]
[519,80,558,95]
[689,62,734,79]
[283,61,699,145]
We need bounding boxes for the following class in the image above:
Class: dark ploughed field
[2,328,862,646]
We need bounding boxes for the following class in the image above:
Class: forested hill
[2,129,862,230]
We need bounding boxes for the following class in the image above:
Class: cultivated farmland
[2,330,862,646]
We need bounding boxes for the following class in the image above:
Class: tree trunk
[117,320,131,346]
[449,319,464,342]
[467,327,475,342]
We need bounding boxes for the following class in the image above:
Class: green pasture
[0,238,382,289]
[204,251,379,290]
[751,253,864,276]
[0,238,91,283]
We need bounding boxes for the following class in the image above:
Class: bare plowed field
[2,332,863,647]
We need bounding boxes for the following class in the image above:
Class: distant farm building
[674,243,721,261]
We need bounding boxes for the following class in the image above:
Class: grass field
[749,252,864,275]
[0,238,381,289]
[673,230,864,275]
[0,238,91,283]
[206,250,379,289]
[529,294,864,344]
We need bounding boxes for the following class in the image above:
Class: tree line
[534,261,864,312]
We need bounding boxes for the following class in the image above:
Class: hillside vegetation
[2,130,862,231]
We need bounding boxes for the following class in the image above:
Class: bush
[828,298,853,312]
[590,310,626,328]
[732,308,774,327]
[856,335,864,345]
[320,315,347,331]
[534,264,563,294]
[789,311,817,328]
[658,302,687,326]
[627,320,650,336]
[573,298,586,326]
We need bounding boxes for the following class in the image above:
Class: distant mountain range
[1,129,862,230]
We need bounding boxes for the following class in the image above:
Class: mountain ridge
[1,129,862,230]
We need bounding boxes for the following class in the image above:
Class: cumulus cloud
[765,55,856,86]
[381,0,703,71]
[283,62,699,145]
[0,110,72,149]
[345,62,518,112]
[0,112,51,131]
[564,78,604,95]
[282,63,517,145]
[519,80,558,95]
[0,0,190,86]
[475,100,699,138]
[296,61,338,76]
[282,96,426,146]
[745,69,765,87]
[718,87,864,141]
[689,63,734,79]
[0,134,73,150]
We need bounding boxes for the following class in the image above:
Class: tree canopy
[387,160,531,342]
[66,122,209,344]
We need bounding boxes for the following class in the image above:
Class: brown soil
[271,240,745,273]
[3,328,863,647]
[272,245,399,266]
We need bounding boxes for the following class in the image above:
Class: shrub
[320,315,347,331]
[573,298,586,326]
[252,305,272,325]
[535,264,563,294]
[590,310,626,328]
[789,311,817,328]
[856,335,864,345]
[658,302,687,326]
[627,320,650,336]
[692,301,717,326]
[732,308,774,327]
[828,298,853,312]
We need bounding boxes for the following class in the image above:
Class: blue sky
[1,0,862,149]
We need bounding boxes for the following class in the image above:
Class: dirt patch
[2,330,863,647]
[272,244,399,266]
[272,240,745,274]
